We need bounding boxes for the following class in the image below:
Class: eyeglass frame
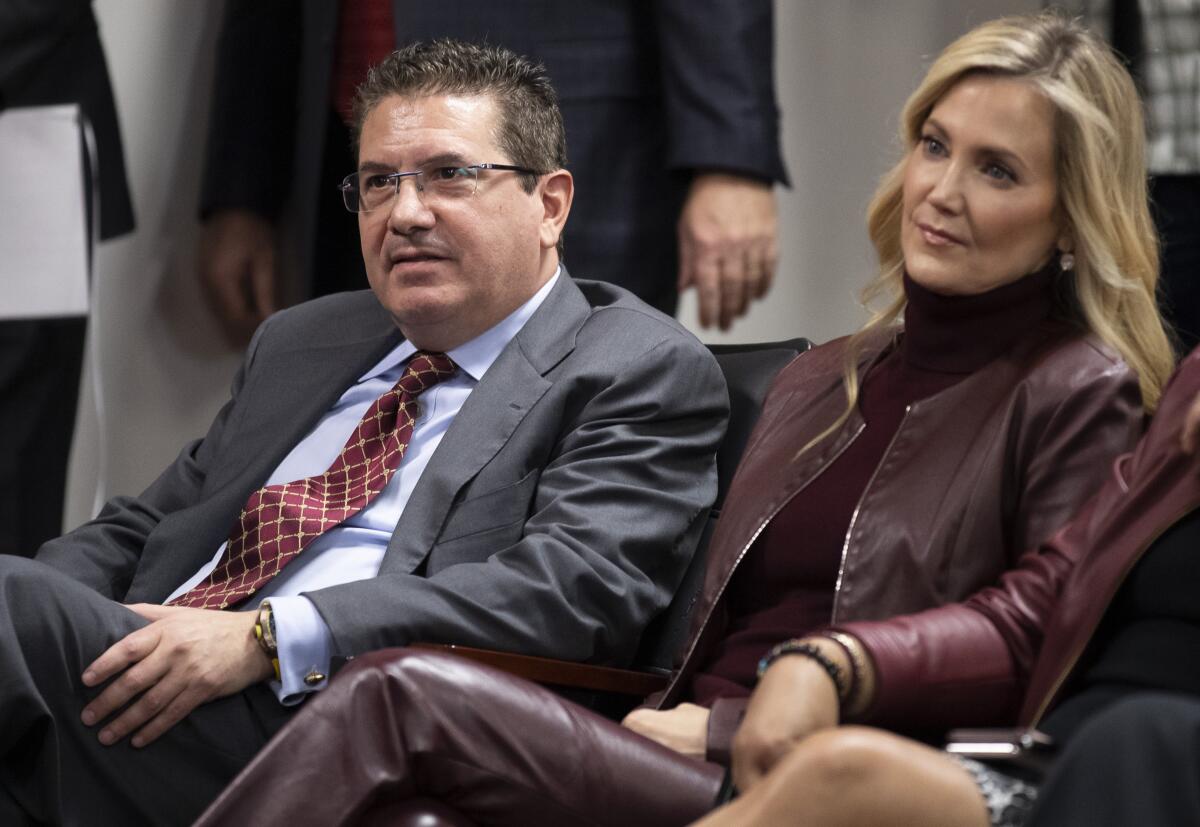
[339,163,541,213]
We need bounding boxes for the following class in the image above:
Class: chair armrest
[411,643,669,696]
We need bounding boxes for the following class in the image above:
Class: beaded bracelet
[756,639,849,703]
[822,631,871,717]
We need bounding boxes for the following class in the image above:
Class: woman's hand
[731,651,841,793]
[622,703,711,759]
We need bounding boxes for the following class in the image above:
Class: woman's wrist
[757,637,856,717]
[820,631,876,718]
[754,633,877,721]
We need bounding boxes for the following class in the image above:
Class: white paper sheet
[0,104,90,319]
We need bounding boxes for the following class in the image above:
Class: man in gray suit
[0,40,727,824]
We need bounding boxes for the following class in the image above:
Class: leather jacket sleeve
[829,358,1142,732]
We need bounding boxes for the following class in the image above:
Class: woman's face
[901,74,1067,296]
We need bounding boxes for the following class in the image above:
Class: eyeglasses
[339,163,539,213]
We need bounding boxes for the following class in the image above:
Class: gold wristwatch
[254,600,281,681]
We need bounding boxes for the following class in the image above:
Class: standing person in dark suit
[0,0,135,557]
[0,40,727,825]
[198,0,788,344]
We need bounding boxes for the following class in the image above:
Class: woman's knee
[773,726,899,793]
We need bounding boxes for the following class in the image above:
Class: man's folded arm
[295,335,729,687]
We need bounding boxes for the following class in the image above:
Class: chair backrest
[632,337,811,673]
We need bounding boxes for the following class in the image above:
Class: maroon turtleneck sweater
[690,267,1056,704]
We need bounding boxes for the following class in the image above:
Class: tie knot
[398,351,457,396]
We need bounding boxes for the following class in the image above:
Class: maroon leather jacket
[651,322,1143,763]
[1016,346,1200,727]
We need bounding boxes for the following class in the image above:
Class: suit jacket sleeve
[828,361,1143,732]
[653,0,788,185]
[0,0,85,88]
[199,0,301,220]
[304,333,729,666]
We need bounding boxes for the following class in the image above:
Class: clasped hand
[731,655,841,792]
[622,702,711,759]
[80,604,273,748]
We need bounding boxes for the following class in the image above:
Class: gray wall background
[66,0,1037,530]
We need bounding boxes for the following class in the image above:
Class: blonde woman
[196,13,1172,827]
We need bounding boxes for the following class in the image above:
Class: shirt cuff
[267,595,335,705]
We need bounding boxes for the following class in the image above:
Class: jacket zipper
[658,418,867,703]
[831,405,910,623]
[1029,500,1195,726]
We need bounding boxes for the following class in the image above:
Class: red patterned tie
[170,351,457,609]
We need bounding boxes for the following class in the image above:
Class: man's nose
[386,175,435,234]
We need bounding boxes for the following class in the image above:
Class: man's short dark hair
[352,39,568,195]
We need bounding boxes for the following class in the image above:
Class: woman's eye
[921,135,946,156]
[984,163,1015,182]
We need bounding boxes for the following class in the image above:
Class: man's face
[356,93,558,350]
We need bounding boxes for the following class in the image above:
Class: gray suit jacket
[37,275,728,665]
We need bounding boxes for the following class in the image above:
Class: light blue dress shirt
[165,271,560,702]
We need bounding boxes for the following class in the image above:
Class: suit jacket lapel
[126,296,403,603]
[207,310,404,502]
[380,272,591,573]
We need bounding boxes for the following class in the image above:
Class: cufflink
[304,669,327,686]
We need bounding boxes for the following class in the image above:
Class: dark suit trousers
[0,556,293,826]
[0,318,87,557]
[1030,692,1200,826]
[196,649,725,827]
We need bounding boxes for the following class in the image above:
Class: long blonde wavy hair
[812,12,1174,454]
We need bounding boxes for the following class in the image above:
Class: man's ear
[538,169,573,251]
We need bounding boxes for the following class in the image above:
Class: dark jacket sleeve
[830,361,1143,732]
[199,0,301,220]
[0,0,134,238]
[652,0,788,185]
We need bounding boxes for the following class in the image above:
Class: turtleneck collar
[901,263,1057,374]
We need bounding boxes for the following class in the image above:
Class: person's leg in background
[1029,693,1200,826]
[0,316,87,557]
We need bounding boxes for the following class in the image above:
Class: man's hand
[621,702,711,759]
[731,653,840,793]
[80,604,274,748]
[677,173,778,331]
[199,209,279,347]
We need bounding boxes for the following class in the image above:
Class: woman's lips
[917,221,964,246]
